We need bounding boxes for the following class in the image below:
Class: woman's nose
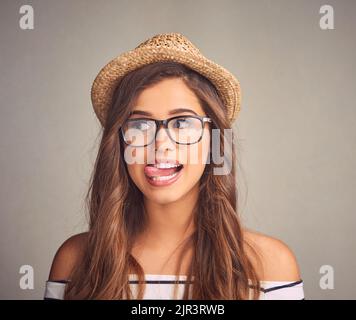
[154,126,175,151]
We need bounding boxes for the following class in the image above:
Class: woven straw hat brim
[91,46,241,127]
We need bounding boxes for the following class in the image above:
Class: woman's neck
[141,184,199,248]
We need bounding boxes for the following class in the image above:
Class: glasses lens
[168,117,203,144]
[122,119,156,146]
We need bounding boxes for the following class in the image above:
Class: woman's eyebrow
[130,108,198,117]
[169,108,198,116]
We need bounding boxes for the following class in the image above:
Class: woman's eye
[172,118,191,129]
[131,120,150,130]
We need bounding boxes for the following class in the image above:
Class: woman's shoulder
[242,228,302,282]
[48,232,88,281]
[47,229,302,282]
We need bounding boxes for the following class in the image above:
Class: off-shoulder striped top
[44,274,304,300]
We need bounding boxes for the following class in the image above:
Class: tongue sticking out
[144,165,181,177]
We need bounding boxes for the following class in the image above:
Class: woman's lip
[144,166,184,187]
[144,165,182,176]
[151,159,181,165]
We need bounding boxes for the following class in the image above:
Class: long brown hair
[64,61,261,299]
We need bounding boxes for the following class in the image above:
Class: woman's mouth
[144,161,184,187]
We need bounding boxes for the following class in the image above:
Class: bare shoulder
[243,228,302,282]
[48,232,88,281]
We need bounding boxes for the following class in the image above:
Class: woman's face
[123,78,211,205]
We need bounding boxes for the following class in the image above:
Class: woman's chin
[145,191,184,205]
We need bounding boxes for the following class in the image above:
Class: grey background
[0,0,355,299]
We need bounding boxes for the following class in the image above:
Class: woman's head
[122,74,213,205]
[113,62,235,207]
[64,61,261,299]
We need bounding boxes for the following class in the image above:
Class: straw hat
[91,32,241,126]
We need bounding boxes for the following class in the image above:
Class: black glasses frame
[120,115,212,147]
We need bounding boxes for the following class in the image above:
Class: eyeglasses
[120,115,212,147]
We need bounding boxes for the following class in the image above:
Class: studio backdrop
[0,0,355,299]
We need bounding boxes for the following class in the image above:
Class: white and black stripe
[44,278,304,300]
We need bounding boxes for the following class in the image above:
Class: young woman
[44,33,304,300]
